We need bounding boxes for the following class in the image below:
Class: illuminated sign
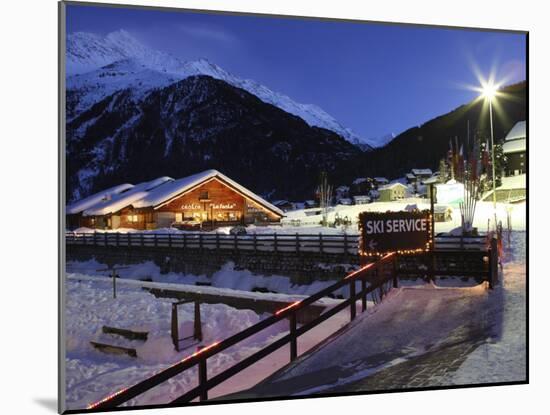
[212,203,236,210]
[181,203,202,210]
[181,202,237,210]
[358,210,432,256]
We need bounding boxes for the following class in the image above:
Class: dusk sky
[67,4,526,140]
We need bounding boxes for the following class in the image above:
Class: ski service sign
[358,210,432,255]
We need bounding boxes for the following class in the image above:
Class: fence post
[93,232,97,246]
[171,303,179,352]
[112,269,117,299]
[154,234,158,248]
[319,233,323,254]
[349,280,356,321]
[344,233,348,255]
[199,233,203,251]
[116,232,120,247]
[295,233,299,253]
[274,233,278,253]
[289,313,297,361]
[198,359,208,401]
[194,300,203,342]
[140,233,144,248]
[216,232,220,250]
[183,233,187,250]
[253,233,257,252]
[234,233,238,251]
[168,233,172,248]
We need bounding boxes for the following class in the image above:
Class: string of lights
[357,209,434,257]
[87,341,221,409]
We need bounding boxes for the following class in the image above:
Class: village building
[338,198,353,206]
[502,121,526,176]
[410,169,433,183]
[353,195,371,205]
[378,182,408,201]
[272,200,295,212]
[66,170,284,230]
[405,173,417,184]
[351,177,372,195]
[373,177,389,187]
[335,185,350,203]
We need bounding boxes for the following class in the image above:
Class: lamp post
[488,96,497,229]
[481,83,498,230]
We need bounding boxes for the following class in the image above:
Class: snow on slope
[66,30,373,149]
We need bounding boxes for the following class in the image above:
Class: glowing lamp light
[480,82,498,100]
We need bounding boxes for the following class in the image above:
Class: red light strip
[86,341,221,409]
[87,387,129,409]
[275,301,301,315]
[344,252,395,280]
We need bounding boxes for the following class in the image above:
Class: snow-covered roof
[83,177,173,216]
[411,169,433,176]
[422,177,439,185]
[273,200,292,207]
[352,178,368,185]
[335,185,350,192]
[391,177,407,185]
[133,169,285,216]
[67,183,134,215]
[503,137,526,154]
[505,121,526,141]
[406,173,416,179]
[353,195,371,199]
[374,177,389,183]
[379,182,408,191]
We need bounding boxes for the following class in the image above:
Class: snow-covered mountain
[366,133,396,148]
[66,30,372,150]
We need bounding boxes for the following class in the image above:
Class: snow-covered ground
[451,231,526,384]
[69,200,525,236]
[66,261,355,298]
[282,200,526,234]
[64,274,363,410]
[229,231,526,397]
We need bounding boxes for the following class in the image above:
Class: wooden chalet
[66,170,284,230]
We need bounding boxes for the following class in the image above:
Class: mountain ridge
[66,30,373,150]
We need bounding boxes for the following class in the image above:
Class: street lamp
[480,81,498,230]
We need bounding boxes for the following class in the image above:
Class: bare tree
[317,172,333,227]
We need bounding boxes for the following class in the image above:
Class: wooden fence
[65,231,487,254]
[86,253,398,410]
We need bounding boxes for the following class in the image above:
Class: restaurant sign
[181,202,237,210]
[358,210,432,256]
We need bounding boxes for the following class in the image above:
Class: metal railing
[66,231,487,254]
[86,253,398,410]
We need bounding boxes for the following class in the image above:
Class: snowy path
[225,232,526,398]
